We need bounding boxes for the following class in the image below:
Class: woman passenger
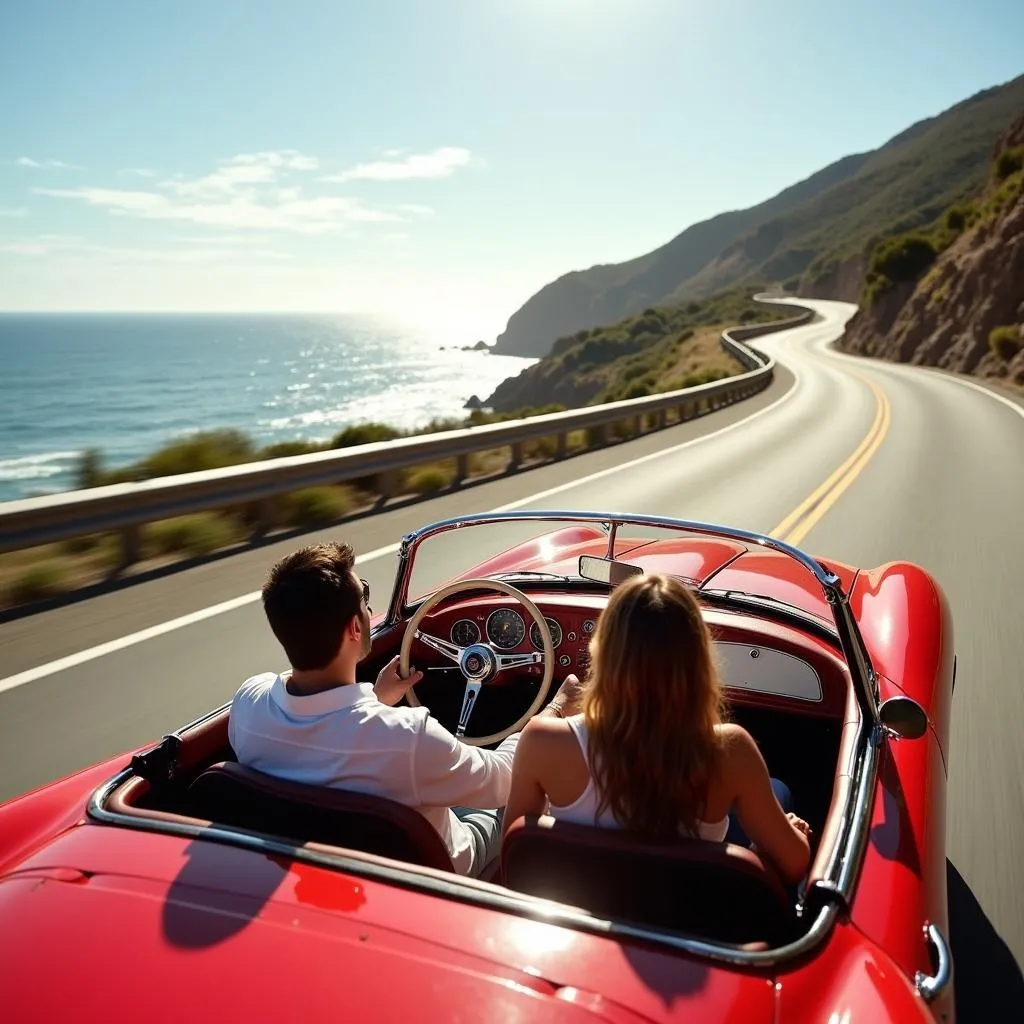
[503,572,811,885]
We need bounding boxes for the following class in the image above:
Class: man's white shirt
[228,672,520,876]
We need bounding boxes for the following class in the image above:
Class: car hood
[467,531,857,626]
[0,826,776,1024]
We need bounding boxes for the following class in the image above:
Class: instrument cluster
[448,608,598,669]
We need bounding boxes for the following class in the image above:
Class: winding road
[1,299,1022,998]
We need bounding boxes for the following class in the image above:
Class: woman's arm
[501,716,563,838]
[723,724,811,885]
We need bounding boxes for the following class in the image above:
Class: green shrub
[261,440,321,459]
[623,382,651,400]
[10,561,69,604]
[525,436,558,460]
[989,325,1022,361]
[75,448,106,489]
[944,204,970,232]
[869,233,939,285]
[331,423,403,448]
[60,533,105,555]
[146,513,242,558]
[994,146,1024,182]
[281,486,355,527]
[405,465,451,494]
[140,429,256,479]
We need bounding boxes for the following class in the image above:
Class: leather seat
[188,761,455,872]
[501,815,793,945]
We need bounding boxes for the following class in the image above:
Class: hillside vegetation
[840,112,1024,386]
[493,74,1024,358]
[486,286,784,412]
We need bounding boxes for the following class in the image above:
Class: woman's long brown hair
[583,572,725,838]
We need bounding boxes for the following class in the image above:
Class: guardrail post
[120,523,142,568]
[455,453,470,486]
[655,410,667,430]
[509,441,524,471]
[556,432,568,459]
[253,497,277,536]
[377,469,403,501]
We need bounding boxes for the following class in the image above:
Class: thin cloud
[16,156,86,170]
[0,233,291,263]
[30,147,450,236]
[119,167,158,178]
[322,146,474,183]
[0,207,27,217]
[34,185,403,234]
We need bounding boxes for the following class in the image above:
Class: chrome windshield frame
[386,509,880,725]
[88,509,883,973]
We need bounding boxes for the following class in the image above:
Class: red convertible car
[0,511,955,1022]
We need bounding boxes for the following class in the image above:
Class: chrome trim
[388,511,872,712]
[86,507,883,971]
[915,922,953,1003]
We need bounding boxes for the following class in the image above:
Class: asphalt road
[1,299,1022,989]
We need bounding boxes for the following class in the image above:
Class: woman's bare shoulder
[714,722,763,771]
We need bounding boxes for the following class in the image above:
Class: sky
[1,0,1022,339]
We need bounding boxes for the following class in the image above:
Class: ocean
[0,313,535,503]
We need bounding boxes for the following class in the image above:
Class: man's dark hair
[262,542,363,670]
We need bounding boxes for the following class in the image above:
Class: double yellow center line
[770,373,892,547]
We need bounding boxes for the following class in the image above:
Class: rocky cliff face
[840,116,1024,387]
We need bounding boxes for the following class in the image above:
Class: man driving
[229,540,582,877]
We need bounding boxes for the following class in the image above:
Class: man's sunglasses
[360,578,371,607]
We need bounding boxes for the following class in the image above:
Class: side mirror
[878,695,929,740]
[578,554,643,587]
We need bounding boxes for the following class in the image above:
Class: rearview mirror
[878,695,929,740]
[578,554,644,587]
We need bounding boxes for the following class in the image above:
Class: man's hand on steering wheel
[374,655,424,707]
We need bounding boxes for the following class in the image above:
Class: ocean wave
[0,450,81,481]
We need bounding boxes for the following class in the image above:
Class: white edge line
[919,370,1024,420]
[0,335,812,695]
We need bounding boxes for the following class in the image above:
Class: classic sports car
[0,511,955,1023]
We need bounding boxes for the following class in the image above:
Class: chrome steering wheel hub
[460,643,497,682]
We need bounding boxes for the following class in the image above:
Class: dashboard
[413,593,849,719]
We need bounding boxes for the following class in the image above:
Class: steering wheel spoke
[455,680,482,739]
[400,578,555,747]
[414,630,464,666]
[495,650,544,672]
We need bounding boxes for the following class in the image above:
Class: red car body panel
[0,525,954,1022]
[1,823,776,1024]
[850,561,956,759]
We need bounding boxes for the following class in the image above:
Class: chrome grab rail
[915,922,954,1003]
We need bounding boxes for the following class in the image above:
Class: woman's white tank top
[548,714,730,842]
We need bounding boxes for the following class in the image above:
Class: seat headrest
[189,761,454,872]
[501,815,792,945]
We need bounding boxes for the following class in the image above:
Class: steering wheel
[399,578,555,746]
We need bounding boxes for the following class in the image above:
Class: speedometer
[486,608,526,649]
[530,617,563,650]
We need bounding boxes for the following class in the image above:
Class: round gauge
[486,608,526,649]
[582,619,596,635]
[530,617,563,651]
[450,619,480,647]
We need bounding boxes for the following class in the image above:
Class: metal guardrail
[0,304,813,560]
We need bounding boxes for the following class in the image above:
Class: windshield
[401,515,740,609]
